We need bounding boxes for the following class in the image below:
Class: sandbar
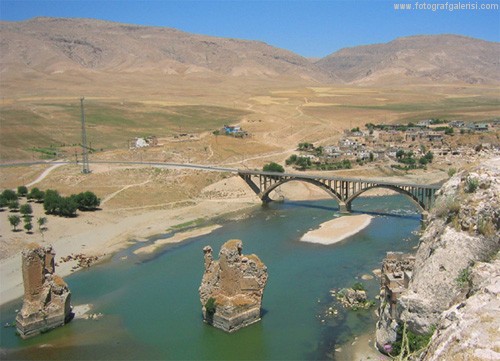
[133,225,222,255]
[300,214,373,245]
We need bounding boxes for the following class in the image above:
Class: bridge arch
[345,184,425,212]
[261,178,344,206]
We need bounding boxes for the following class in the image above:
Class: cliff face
[199,240,268,332]
[376,160,500,356]
[16,244,72,339]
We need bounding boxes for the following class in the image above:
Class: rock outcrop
[16,244,73,339]
[199,240,268,332]
[375,160,500,356]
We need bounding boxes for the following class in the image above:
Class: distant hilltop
[1,17,499,86]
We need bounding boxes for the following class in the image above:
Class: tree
[58,197,78,217]
[8,200,19,212]
[37,217,48,240]
[8,215,21,231]
[444,127,454,135]
[369,152,374,162]
[396,149,405,159]
[44,189,61,214]
[424,151,434,162]
[24,219,33,233]
[17,186,28,197]
[20,203,33,217]
[263,162,285,173]
[73,191,100,211]
[295,157,312,170]
[28,187,45,202]
[1,189,18,202]
[0,196,8,210]
[286,154,298,165]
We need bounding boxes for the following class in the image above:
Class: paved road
[0,160,443,188]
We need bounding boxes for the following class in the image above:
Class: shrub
[447,168,457,177]
[477,217,495,237]
[465,177,479,193]
[456,267,471,288]
[352,282,365,291]
[391,322,434,358]
[205,297,217,315]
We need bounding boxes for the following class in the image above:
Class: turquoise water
[0,196,420,360]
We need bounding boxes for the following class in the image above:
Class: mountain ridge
[1,17,499,86]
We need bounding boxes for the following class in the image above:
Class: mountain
[0,17,330,81]
[315,35,500,85]
[0,17,499,88]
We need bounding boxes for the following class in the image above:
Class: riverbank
[300,214,373,245]
[0,173,262,306]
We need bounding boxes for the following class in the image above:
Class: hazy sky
[1,0,499,57]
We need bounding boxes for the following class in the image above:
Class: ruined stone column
[16,243,73,339]
[199,239,268,332]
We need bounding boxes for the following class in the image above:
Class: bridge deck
[237,169,443,189]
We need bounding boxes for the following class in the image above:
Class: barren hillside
[316,35,500,85]
[0,17,329,82]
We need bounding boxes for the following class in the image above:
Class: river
[0,195,421,360]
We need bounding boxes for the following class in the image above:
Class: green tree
[59,197,78,217]
[369,152,374,162]
[20,203,33,217]
[286,154,298,165]
[37,217,48,240]
[8,215,21,231]
[28,187,45,202]
[17,186,28,197]
[424,151,434,162]
[1,189,18,202]
[0,196,8,209]
[396,149,405,159]
[8,200,19,212]
[295,157,312,170]
[73,191,101,211]
[44,189,61,214]
[24,219,33,233]
[444,127,454,135]
[263,162,285,173]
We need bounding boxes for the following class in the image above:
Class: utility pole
[80,97,90,174]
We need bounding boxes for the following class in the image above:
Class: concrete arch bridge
[238,170,441,214]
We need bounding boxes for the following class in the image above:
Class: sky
[0,0,499,58]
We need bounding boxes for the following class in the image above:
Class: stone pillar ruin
[199,239,268,332]
[16,243,73,339]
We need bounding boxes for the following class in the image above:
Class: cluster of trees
[393,150,434,170]
[2,185,101,233]
[286,155,312,170]
[44,190,100,217]
[262,162,285,173]
[297,143,324,157]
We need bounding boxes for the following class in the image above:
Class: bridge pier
[339,202,351,214]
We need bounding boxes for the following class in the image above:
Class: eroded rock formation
[375,161,500,357]
[16,243,73,339]
[199,239,268,332]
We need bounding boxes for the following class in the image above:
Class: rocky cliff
[16,244,73,339]
[199,240,268,332]
[376,159,500,358]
